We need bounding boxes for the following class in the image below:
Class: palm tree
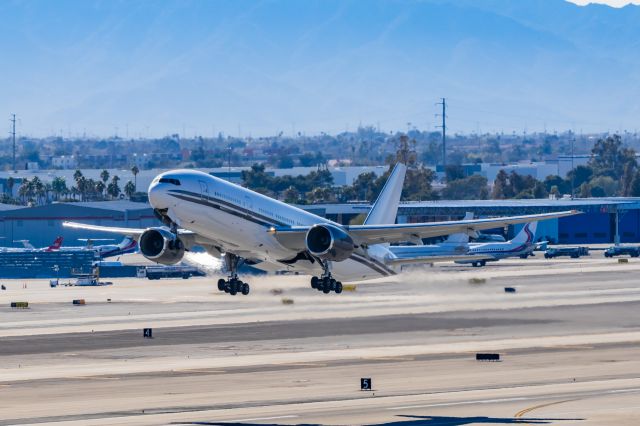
[18,178,30,203]
[31,177,45,205]
[107,175,121,199]
[100,169,110,198]
[124,180,135,199]
[76,176,87,201]
[131,165,139,192]
[96,181,105,199]
[6,176,15,197]
[51,177,67,201]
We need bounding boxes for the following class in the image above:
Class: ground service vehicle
[544,247,589,259]
[604,246,640,258]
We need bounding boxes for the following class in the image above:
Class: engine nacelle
[139,228,185,265]
[305,223,355,262]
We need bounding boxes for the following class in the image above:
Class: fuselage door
[243,195,253,217]
[199,180,209,200]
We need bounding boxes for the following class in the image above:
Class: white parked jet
[64,164,578,296]
[458,221,539,267]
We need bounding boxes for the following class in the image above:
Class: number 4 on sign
[361,378,372,391]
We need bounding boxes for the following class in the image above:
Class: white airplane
[64,163,579,296]
[58,237,138,259]
[0,236,63,252]
[388,213,475,259]
[461,222,539,267]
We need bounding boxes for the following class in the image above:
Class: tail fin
[443,212,474,243]
[511,222,537,244]
[363,163,407,225]
[46,236,63,251]
[118,236,138,253]
[16,240,35,250]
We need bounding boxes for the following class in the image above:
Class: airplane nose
[148,182,168,210]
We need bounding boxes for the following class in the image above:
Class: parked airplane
[460,222,539,267]
[388,213,475,259]
[55,237,138,259]
[0,236,63,252]
[64,164,579,296]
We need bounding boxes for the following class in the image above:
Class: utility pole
[570,137,575,199]
[435,98,447,170]
[10,114,16,171]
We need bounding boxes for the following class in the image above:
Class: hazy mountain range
[2,0,640,137]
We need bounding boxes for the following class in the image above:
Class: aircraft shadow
[172,413,585,425]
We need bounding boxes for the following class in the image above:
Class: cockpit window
[159,177,181,186]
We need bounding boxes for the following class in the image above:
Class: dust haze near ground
[2,256,640,425]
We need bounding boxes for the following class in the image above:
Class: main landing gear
[309,260,343,294]
[218,253,250,296]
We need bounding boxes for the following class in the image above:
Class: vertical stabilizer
[511,222,537,244]
[363,163,407,225]
[46,236,63,251]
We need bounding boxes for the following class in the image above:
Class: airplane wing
[271,210,580,250]
[63,222,221,255]
[63,222,147,236]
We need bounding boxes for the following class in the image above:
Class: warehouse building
[0,201,157,249]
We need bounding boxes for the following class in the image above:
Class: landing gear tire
[335,281,343,294]
[310,276,319,289]
[241,283,250,295]
[217,253,251,296]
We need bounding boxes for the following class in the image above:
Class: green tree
[620,162,636,196]
[100,169,110,186]
[631,171,640,196]
[445,165,465,182]
[589,176,617,197]
[124,180,135,199]
[51,177,67,201]
[18,178,32,203]
[442,175,489,200]
[95,181,105,199]
[543,175,570,195]
[6,176,14,197]
[107,175,121,199]
[131,165,139,192]
[491,170,512,199]
[402,167,437,201]
[566,165,593,189]
[589,135,636,179]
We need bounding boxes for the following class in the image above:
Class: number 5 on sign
[361,378,372,391]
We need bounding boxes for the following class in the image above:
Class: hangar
[0,201,157,248]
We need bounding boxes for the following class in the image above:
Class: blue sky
[2,0,640,138]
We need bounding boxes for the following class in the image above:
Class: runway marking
[227,415,298,422]
[365,356,415,361]
[387,396,529,410]
[284,362,327,367]
[514,399,577,418]
[175,369,226,374]
[604,387,640,394]
[75,376,120,381]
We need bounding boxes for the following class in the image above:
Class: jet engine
[305,224,356,262]
[139,228,185,265]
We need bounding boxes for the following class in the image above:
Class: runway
[1,256,640,425]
